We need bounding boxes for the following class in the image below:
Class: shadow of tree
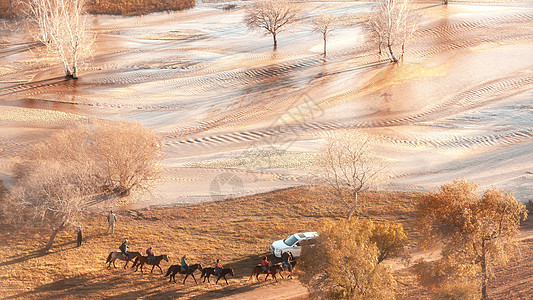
[0,232,107,267]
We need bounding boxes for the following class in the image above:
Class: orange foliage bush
[87,0,195,16]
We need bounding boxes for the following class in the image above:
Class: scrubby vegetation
[87,0,195,16]
[0,0,195,18]
[0,185,531,299]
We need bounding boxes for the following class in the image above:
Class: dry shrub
[87,0,195,16]
[415,179,527,299]
[298,218,406,299]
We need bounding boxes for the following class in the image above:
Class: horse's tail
[164,266,172,277]
[106,252,113,263]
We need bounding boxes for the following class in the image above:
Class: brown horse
[105,251,142,269]
[131,254,169,273]
[249,264,283,281]
[200,267,234,284]
[164,263,203,284]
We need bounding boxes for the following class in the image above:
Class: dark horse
[279,260,297,279]
[249,264,283,281]
[131,254,169,273]
[200,267,235,285]
[164,263,203,284]
[105,251,142,269]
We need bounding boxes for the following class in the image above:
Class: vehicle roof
[294,231,318,240]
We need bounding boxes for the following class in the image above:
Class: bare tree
[311,14,337,55]
[21,0,92,78]
[416,180,528,299]
[315,131,386,218]
[28,120,163,198]
[244,0,300,48]
[9,161,98,251]
[366,0,417,62]
[6,120,162,251]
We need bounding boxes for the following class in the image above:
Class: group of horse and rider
[106,238,297,284]
[106,238,234,284]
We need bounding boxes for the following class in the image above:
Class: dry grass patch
[1,186,529,299]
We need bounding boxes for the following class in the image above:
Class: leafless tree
[5,120,162,251]
[244,0,300,48]
[9,161,99,251]
[315,131,386,218]
[311,14,337,55]
[366,0,417,62]
[21,0,92,78]
[28,120,163,198]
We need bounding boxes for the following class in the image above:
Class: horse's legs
[224,276,229,285]
[113,260,117,269]
[123,260,128,269]
[151,265,155,273]
[191,273,197,284]
[156,265,163,274]
[183,273,189,284]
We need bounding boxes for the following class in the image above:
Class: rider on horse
[281,251,294,272]
[119,239,129,259]
[146,246,155,264]
[181,254,189,272]
[262,256,270,273]
[214,259,222,276]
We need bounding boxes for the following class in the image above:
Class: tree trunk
[272,33,277,48]
[346,192,359,219]
[323,33,327,55]
[44,228,61,252]
[481,240,488,299]
[388,43,398,63]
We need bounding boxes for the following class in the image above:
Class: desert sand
[1,0,533,209]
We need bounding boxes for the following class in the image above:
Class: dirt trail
[219,280,308,300]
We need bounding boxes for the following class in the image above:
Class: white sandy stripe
[0,107,86,126]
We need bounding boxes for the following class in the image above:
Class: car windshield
[283,235,298,246]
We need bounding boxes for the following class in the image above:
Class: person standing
[76,226,83,247]
[107,211,117,234]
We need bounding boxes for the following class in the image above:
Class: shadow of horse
[164,263,202,284]
[249,264,283,281]
[131,254,168,273]
[200,267,235,285]
[105,251,142,269]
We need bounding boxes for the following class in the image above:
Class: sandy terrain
[1,0,533,208]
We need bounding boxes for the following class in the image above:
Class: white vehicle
[270,232,319,258]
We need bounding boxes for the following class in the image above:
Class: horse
[164,263,203,284]
[249,264,283,281]
[105,251,142,269]
[131,254,169,273]
[279,260,297,279]
[200,267,234,284]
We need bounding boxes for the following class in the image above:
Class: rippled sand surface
[1,1,533,207]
